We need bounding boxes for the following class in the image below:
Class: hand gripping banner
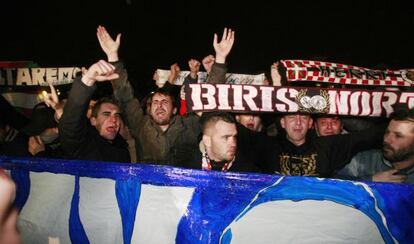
[185,84,414,117]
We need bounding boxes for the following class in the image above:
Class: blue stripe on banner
[373,185,414,242]
[69,176,89,244]
[115,179,141,244]
[11,169,30,210]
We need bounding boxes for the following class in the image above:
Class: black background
[1,0,413,97]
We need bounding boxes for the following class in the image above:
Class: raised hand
[44,83,59,109]
[168,63,181,84]
[188,59,201,79]
[81,60,119,86]
[44,83,65,120]
[213,27,235,64]
[271,62,282,86]
[202,55,215,74]
[96,25,121,62]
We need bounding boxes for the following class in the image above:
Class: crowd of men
[1,26,413,185]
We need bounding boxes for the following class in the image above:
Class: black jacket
[176,124,268,174]
[264,127,385,177]
[59,78,130,163]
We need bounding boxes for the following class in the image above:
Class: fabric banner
[185,84,414,117]
[0,64,80,111]
[0,156,413,243]
[0,66,81,87]
[156,69,266,86]
[281,60,414,87]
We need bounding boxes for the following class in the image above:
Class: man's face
[315,117,343,136]
[236,114,263,132]
[280,114,313,146]
[90,103,121,141]
[204,120,237,162]
[383,120,414,162]
[149,93,176,126]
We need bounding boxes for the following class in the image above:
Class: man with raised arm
[96,26,235,165]
[59,60,130,162]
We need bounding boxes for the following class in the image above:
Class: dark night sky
[1,0,413,96]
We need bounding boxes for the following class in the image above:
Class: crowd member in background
[178,55,217,116]
[22,105,61,158]
[336,108,414,184]
[0,94,29,133]
[96,25,235,165]
[235,114,264,133]
[0,94,29,155]
[313,115,346,136]
[178,58,201,116]
[1,101,61,158]
[59,60,130,163]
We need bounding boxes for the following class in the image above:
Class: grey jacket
[336,149,414,184]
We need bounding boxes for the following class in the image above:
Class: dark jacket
[59,78,130,163]
[176,124,267,174]
[264,127,385,177]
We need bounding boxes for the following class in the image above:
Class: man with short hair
[200,112,238,170]
[336,108,414,184]
[264,113,384,177]
[177,112,261,173]
[59,60,130,162]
